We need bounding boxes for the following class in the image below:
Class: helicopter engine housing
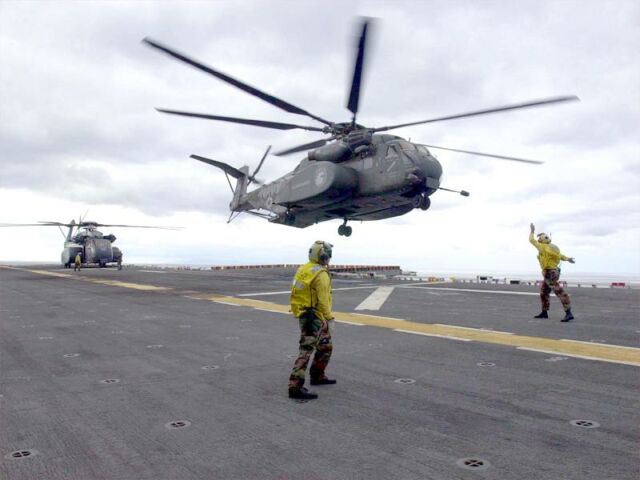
[309,130,373,163]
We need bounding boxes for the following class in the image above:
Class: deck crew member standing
[529,223,575,322]
[74,252,82,272]
[288,240,336,400]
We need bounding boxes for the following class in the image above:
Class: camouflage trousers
[288,314,333,391]
[540,268,571,312]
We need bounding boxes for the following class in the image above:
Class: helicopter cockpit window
[416,145,429,155]
[398,141,416,152]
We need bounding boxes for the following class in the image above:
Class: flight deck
[0,264,638,479]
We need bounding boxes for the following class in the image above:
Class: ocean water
[415,270,640,286]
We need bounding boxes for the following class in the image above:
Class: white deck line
[393,329,472,341]
[355,286,395,311]
[335,320,365,326]
[253,308,287,314]
[214,301,243,307]
[559,339,639,350]
[352,313,405,322]
[434,324,514,335]
[397,286,539,296]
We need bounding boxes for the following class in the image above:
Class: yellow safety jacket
[290,261,333,321]
[74,254,82,264]
[529,233,571,270]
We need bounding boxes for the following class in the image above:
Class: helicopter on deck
[144,19,578,237]
[0,220,180,268]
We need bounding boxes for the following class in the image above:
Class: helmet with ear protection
[537,232,551,244]
[309,240,333,263]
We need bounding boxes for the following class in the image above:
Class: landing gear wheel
[285,212,296,226]
[419,195,431,211]
[338,221,353,237]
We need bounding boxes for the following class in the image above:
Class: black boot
[310,377,337,386]
[288,387,318,400]
[534,310,548,319]
[561,310,574,322]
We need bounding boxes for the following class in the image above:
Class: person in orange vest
[529,223,575,321]
[288,241,335,400]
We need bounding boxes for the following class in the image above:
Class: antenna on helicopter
[439,187,470,197]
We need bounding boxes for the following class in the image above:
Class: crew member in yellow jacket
[529,223,575,322]
[74,252,82,272]
[288,240,335,400]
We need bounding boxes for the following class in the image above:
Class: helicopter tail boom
[190,154,250,212]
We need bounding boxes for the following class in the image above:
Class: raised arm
[529,223,541,249]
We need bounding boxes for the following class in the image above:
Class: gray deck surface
[0,265,638,480]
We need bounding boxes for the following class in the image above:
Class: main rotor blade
[0,223,69,227]
[143,38,333,126]
[156,109,325,132]
[89,224,182,230]
[0,222,181,230]
[372,95,580,132]
[273,137,336,157]
[347,19,370,123]
[420,144,543,164]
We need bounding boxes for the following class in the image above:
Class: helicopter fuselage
[61,227,122,268]
[236,134,442,228]
[146,22,573,236]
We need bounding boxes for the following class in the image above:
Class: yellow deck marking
[196,295,640,367]
[7,266,639,367]
[8,267,171,291]
[30,270,74,278]
[87,279,171,291]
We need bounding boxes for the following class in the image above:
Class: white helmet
[537,232,551,244]
[308,240,333,263]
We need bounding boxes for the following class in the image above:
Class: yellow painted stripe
[87,279,171,291]
[192,294,640,367]
[6,266,639,367]
[7,267,171,292]
[27,269,74,279]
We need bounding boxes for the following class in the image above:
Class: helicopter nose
[418,156,443,193]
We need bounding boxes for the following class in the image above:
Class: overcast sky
[0,0,638,278]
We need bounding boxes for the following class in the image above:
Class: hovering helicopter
[144,19,578,237]
[0,219,180,268]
